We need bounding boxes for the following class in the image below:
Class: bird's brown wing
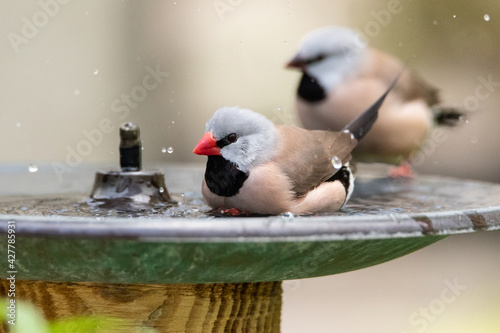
[272,126,357,198]
[361,49,440,106]
[397,70,440,106]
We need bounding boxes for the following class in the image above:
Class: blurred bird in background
[287,26,464,177]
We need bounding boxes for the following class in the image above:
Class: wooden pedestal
[0,279,282,332]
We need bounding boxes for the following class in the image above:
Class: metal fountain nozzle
[89,122,174,205]
[119,122,142,171]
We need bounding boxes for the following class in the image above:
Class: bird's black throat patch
[297,73,326,102]
[205,155,249,197]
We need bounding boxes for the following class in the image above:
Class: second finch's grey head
[288,27,367,92]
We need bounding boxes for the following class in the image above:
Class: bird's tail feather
[433,106,466,126]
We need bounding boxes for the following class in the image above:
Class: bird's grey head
[206,106,277,173]
[290,27,367,92]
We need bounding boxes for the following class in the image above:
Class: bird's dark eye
[227,133,237,143]
[216,133,238,148]
[306,54,326,65]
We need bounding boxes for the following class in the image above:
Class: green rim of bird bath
[0,163,499,284]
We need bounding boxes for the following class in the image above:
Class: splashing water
[0,192,210,219]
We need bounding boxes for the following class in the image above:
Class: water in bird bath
[0,192,210,219]
[1,166,499,220]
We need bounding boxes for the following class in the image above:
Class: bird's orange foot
[219,208,251,216]
[388,162,415,178]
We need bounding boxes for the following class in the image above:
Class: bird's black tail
[344,75,399,141]
[433,106,465,126]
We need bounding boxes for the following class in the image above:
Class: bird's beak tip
[285,56,305,70]
[193,131,221,156]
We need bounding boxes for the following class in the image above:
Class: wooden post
[0,279,282,332]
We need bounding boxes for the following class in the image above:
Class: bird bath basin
[1,160,500,332]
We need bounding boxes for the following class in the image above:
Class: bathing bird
[286,26,463,177]
[193,80,395,215]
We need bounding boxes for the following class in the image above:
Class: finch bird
[286,26,463,177]
[193,79,395,215]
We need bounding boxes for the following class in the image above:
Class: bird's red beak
[193,131,221,156]
[285,55,306,70]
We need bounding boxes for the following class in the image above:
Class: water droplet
[432,20,438,25]
[93,69,99,75]
[28,164,38,173]
[471,137,478,144]
[159,187,165,193]
[173,1,176,4]
[284,40,288,44]
[74,89,80,95]
[282,212,297,219]
[240,41,244,45]
[453,14,457,18]
[171,120,175,124]
[161,147,167,153]
[167,146,174,154]
[331,156,342,169]
[343,129,355,140]
[15,122,21,128]
[484,14,490,21]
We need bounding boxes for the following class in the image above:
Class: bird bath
[1,128,500,332]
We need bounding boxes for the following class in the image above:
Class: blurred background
[1,0,500,181]
[1,0,499,332]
